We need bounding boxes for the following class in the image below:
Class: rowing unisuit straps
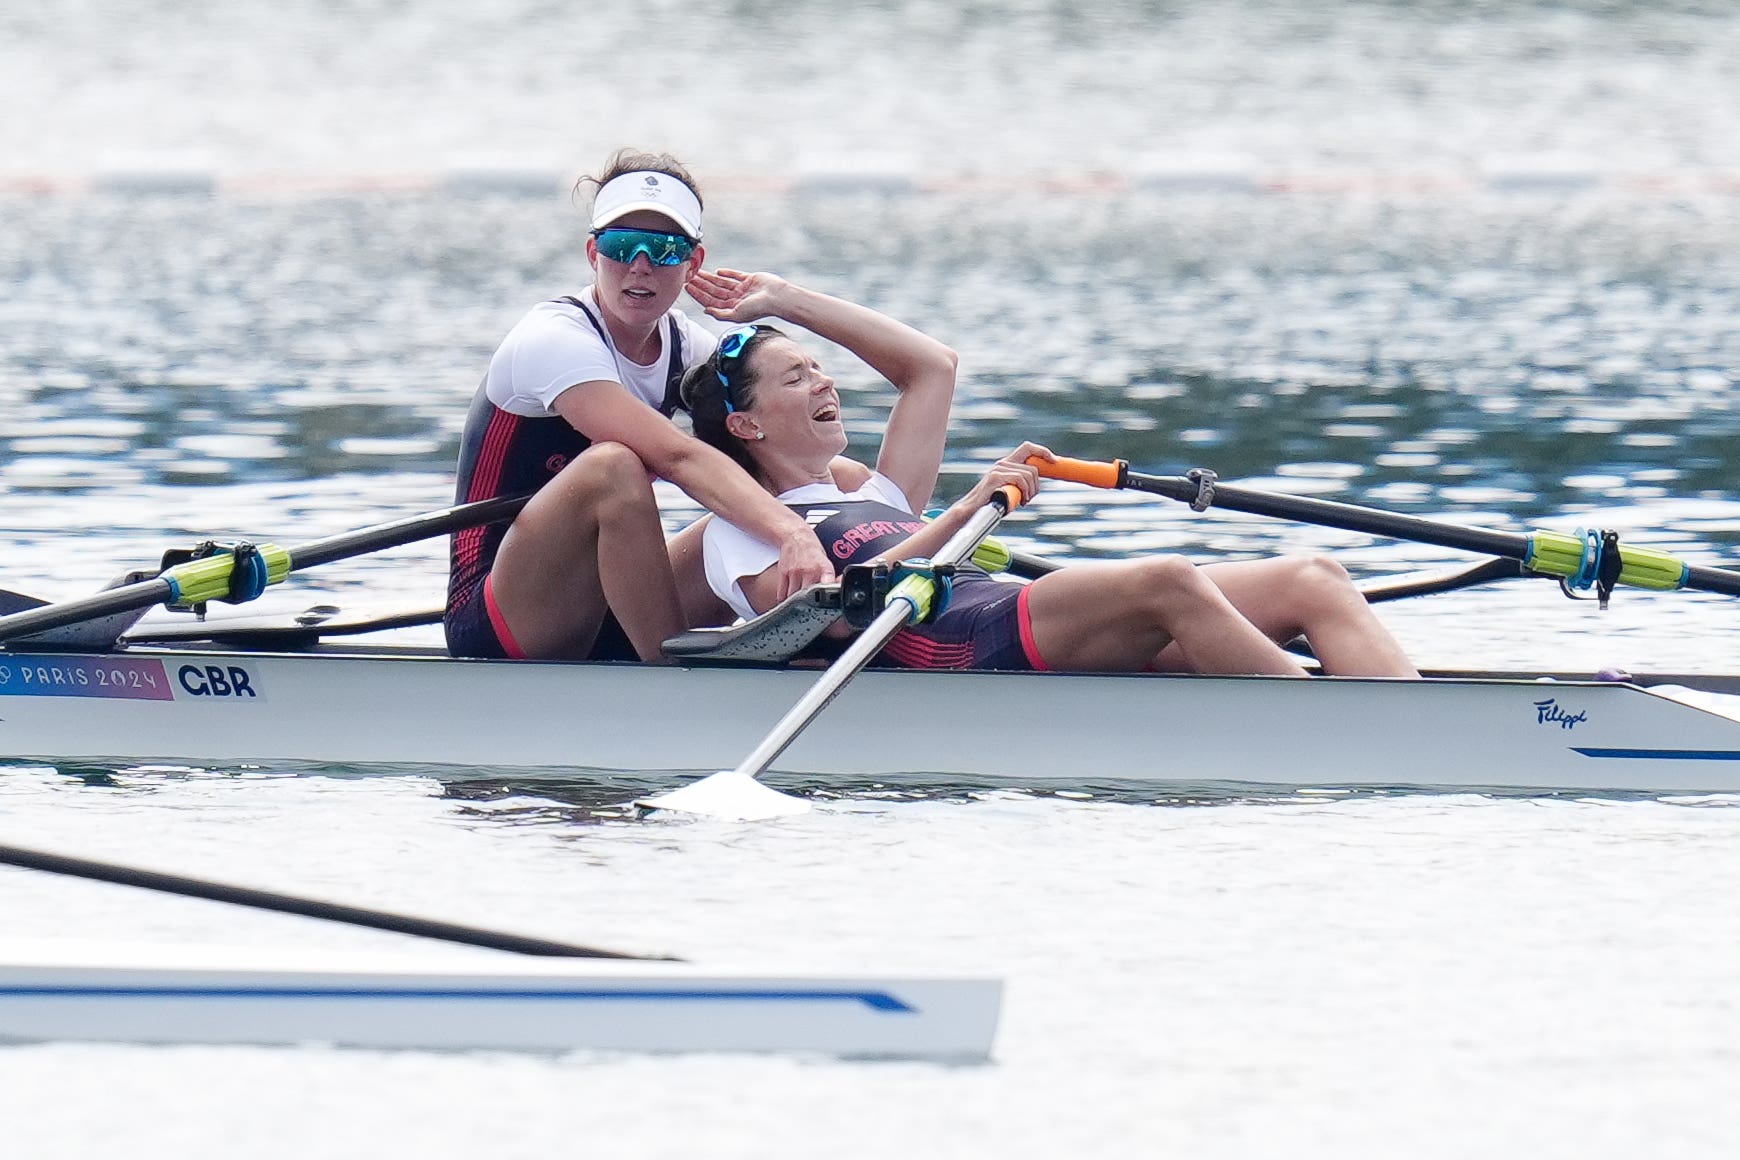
[660,320,686,416]
[560,296,687,418]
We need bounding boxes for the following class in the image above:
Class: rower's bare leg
[1184,555,1419,678]
[488,442,684,661]
[1023,557,1309,676]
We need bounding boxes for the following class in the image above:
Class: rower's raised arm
[688,268,957,509]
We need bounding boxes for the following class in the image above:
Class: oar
[1357,557,1524,602]
[1032,457,1740,600]
[1003,546,1062,580]
[0,840,671,960]
[1003,537,1523,603]
[637,486,1026,821]
[0,493,531,646]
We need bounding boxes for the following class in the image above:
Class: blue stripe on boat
[0,985,915,1011]
[1573,748,1740,761]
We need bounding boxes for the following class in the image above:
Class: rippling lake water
[3,2,1739,1157]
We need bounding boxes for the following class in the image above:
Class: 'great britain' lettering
[831,519,925,560]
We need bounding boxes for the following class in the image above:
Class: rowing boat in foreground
[4,470,1738,798]
[0,940,999,1058]
[4,635,1739,794]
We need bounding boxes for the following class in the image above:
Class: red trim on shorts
[1016,584,1051,671]
[483,573,527,660]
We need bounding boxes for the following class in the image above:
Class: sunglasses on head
[591,227,698,266]
[716,324,758,413]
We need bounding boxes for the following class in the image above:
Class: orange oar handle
[994,484,1025,512]
[1027,456,1127,490]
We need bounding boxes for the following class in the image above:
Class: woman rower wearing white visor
[446,149,831,662]
[679,268,1419,679]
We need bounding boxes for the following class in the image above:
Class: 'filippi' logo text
[1533,698,1588,730]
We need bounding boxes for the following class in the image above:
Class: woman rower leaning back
[677,267,1420,679]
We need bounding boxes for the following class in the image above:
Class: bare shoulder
[829,457,873,491]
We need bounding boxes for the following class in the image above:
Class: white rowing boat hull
[3,646,1740,793]
[0,941,1000,1059]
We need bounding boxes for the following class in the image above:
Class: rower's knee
[1135,553,1201,587]
[570,441,651,486]
[1284,554,1359,613]
[561,442,657,511]
[1131,554,1216,613]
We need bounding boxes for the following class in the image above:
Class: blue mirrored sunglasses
[591,227,698,266]
[716,325,757,413]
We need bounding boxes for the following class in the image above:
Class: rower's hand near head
[687,268,792,323]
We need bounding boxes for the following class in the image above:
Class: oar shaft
[1686,562,1740,598]
[728,600,912,780]
[1357,557,1524,603]
[1004,547,1062,579]
[0,842,661,960]
[1124,469,1740,597]
[0,579,174,643]
[1123,469,1531,558]
[1036,456,1740,599]
[728,498,1014,782]
[0,493,532,646]
[286,493,530,571]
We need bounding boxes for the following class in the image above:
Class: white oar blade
[635,771,811,821]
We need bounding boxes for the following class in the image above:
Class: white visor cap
[590,171,703,240]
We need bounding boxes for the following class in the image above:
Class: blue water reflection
[2,193,1733,552]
